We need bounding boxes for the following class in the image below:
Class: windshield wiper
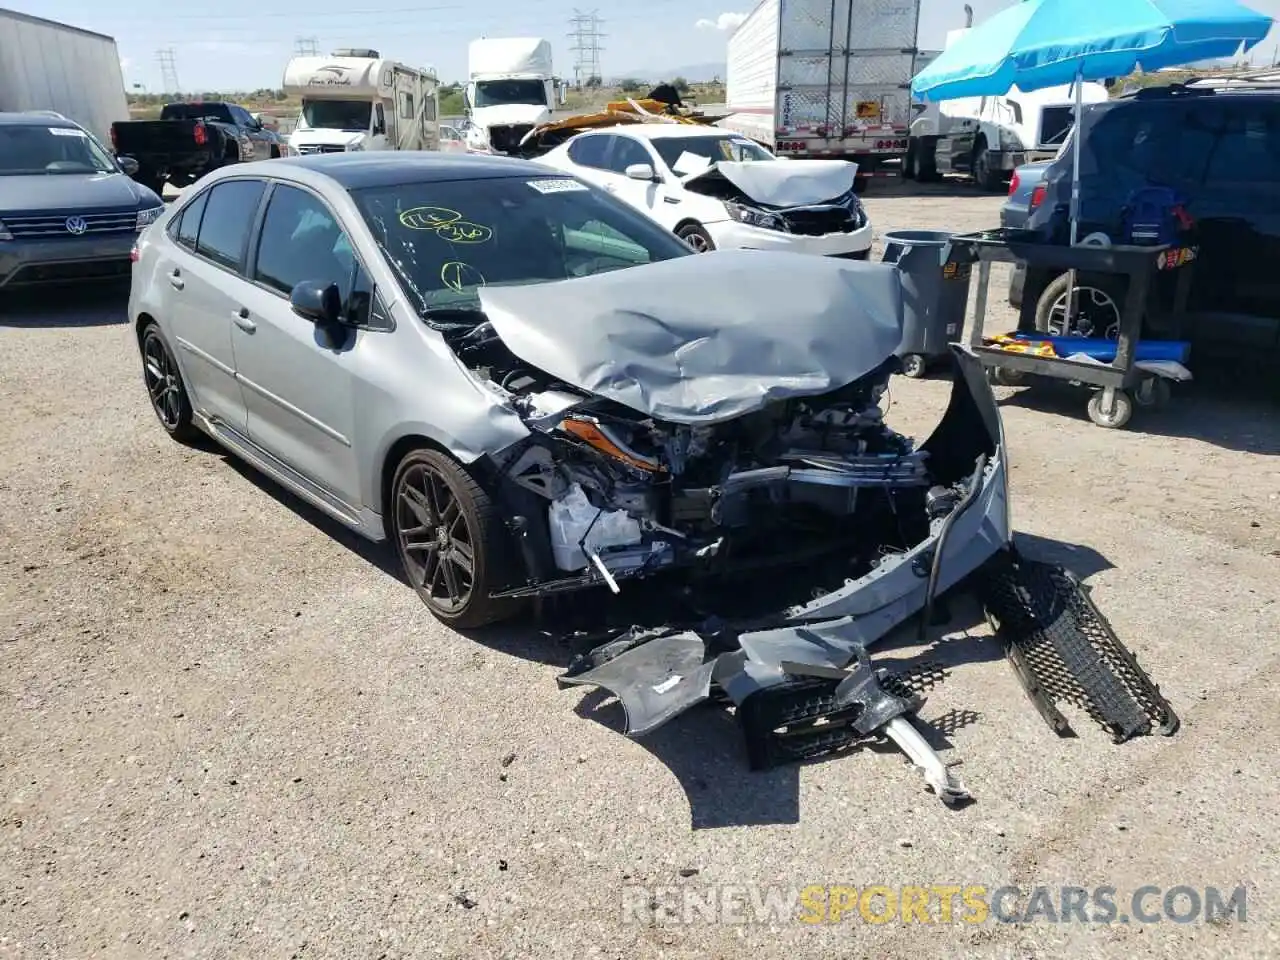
[420,305,487,331]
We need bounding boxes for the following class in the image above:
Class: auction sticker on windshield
[528,178,588,193]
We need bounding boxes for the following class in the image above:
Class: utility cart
[945,228,1198,428]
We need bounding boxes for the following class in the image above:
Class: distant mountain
[611,61,727,83]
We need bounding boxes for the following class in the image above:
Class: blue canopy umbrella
[911,0,1273,326]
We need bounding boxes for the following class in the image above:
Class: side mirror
[118,155,140,177]
[290,279,343,326]
[625,162,658,181]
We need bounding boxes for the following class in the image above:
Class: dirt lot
[3,183,1279,959]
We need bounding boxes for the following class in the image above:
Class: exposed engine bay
[454,319,940,595]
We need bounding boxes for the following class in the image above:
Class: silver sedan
[129,152,1008,642]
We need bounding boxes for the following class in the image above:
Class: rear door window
[194,179,266,272]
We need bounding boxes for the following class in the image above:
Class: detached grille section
[5,210,136,238]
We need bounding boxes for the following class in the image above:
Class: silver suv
[0,111,164,289]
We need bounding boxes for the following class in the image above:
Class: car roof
[0,111,80,129]
[256,151,568,188]
[582,124,734,140]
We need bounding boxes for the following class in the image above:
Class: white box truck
[905,26,1110,190]
[719,0,920,185]
[283,48,440,154]
[0,8,129,147]
[464,37,564,155]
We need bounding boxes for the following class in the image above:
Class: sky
[17,0,1280,93]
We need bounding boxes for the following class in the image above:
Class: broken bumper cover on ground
[557,346,1179,805]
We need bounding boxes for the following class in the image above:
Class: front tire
[972,142,1004,192]
[676,222,715,252]
[390,448,521,629]
[140,321,200,444]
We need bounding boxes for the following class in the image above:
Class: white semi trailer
[0,8,129,146]
[719,0,921,186]
[283,48,440,154]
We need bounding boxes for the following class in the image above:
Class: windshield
[651,135,774,172]
[349,175,693,314]
[162,102,233,123]
[0,123,117,176]
[473,79,548,109]
[302,99,372,131]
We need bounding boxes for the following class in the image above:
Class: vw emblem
[65,216,88,235]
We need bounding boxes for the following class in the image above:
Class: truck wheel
[972,142,1004,192]
[917,136,942,182]
[902,141,918,179]
[676,222,715,252]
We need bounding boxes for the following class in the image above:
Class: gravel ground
[3,182,1279,959]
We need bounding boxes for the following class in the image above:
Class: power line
[156,48,181,95]
[294,36,320,56]
[567,8,605,87]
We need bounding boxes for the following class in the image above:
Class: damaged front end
[682,158,870,241]
[440,251,1176,807]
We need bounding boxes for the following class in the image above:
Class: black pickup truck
[110,101,284,196]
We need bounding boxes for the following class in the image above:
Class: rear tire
[1034,271,1127,338]
[902,140,918,179]
[676,222,715,253]
[139,321,200,444]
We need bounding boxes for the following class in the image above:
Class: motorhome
[282,48,440,154]
[464,37,564,154]
[906,25,1110,190]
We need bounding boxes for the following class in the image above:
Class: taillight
[1030,183,1046,209]
[129,244,140,263]
[1008,170,1020,196]
[193,122,207,146]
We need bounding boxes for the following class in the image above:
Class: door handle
[168,270,184,291]
[233,308,256,333]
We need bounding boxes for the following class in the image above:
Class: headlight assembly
[724,201,788,232]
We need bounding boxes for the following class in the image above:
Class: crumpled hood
[0,172,150,214]
[478,249,903,425]
[472,103,550,130]
[289,130,365,150]
[684,158,859,208]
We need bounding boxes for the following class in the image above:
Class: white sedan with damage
[534,124,874,257]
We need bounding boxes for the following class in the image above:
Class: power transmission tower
[156,48,181,96]
[567,9,604,87]
[294,36,320,56]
